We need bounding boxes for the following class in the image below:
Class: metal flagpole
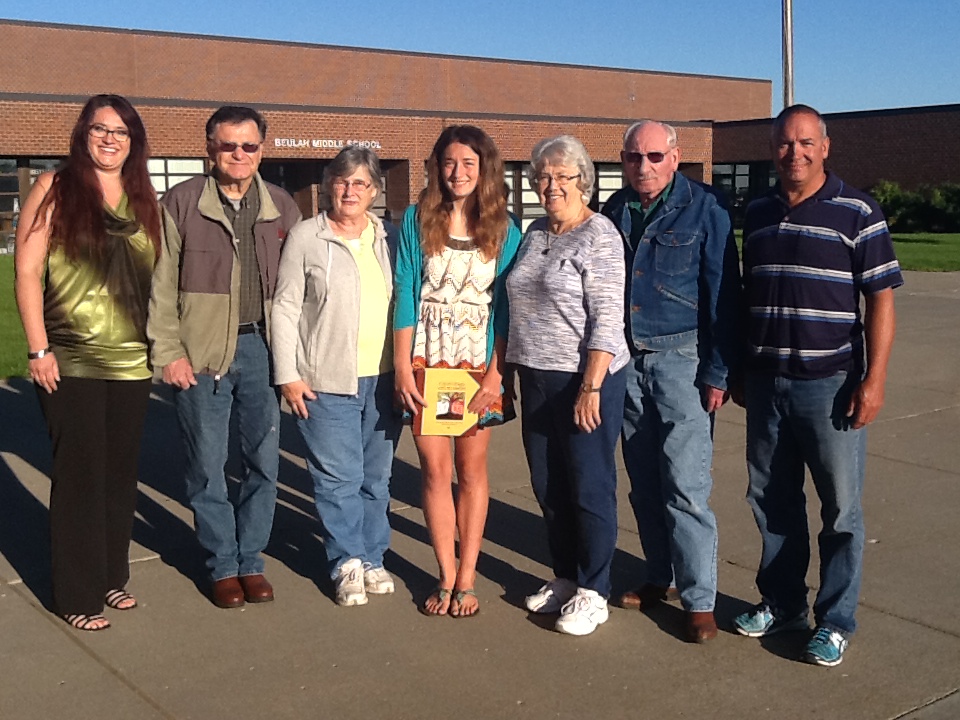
[783,0,795,108]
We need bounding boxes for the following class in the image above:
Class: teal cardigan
[393,204,523,365]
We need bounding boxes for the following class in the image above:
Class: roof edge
[0,18,770,86]
[715,102,960,126]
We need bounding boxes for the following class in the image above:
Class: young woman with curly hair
[393,125,521,617]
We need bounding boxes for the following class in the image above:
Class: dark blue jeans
[517,365,626,598]
[175,332,281,582]
[745,371,866,636]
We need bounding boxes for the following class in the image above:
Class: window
[0,159,16,250]
[712,161,776,226]
[519,184,546,233]
[148,158,205,195]
[0,158,62,252]
[595,163,625,210]
[712,163,749,198]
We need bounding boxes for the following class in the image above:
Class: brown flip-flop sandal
[420,587,452,616]
[450,589,480,619]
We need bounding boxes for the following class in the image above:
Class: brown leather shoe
[239,574,274,603]
[686,611,718,643]
[616,583,681,610]
[211,577,245,609]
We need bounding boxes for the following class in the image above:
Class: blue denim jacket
[601,172,741,390]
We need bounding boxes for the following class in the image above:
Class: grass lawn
[890,233,960,272]
[0,255,28,378]
[734,231,960,272]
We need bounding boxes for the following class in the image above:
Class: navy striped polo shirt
[742,172,903,379]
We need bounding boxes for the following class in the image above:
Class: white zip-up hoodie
[271,211,395,394]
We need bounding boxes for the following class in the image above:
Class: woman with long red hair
[394,125,522,617]
[15,94,162,631]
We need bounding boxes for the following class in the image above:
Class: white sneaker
[335,558,368,606]
[362,563,395,595]
[554,588,609,636]
[525,578,578,614]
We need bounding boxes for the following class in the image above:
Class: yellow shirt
[343,222,390,377]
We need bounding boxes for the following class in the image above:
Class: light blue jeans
[297,373,401,579]
[621,346,718,612]
[176,332,281,582]
[745,371,866,636]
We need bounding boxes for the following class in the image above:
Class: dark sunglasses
[622,150,669,164]
[211,141,262,154]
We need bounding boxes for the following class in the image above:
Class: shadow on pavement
[1,378,748,645]
[388,445,549,609]
[136,384,331,603]
[0,380,54,609]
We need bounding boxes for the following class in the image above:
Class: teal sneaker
[733,603,809,637]
[803,626,849,667]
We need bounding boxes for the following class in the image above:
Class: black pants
[36,376,152,615]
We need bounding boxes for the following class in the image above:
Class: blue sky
[6,0,958,115]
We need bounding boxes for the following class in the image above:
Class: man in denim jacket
[602,120,741,643]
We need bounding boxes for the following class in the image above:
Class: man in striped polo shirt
[734,104,902,667]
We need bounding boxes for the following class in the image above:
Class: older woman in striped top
[506,135,629,637]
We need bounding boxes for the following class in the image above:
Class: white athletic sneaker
[554,588,609,636]
[525,577,578,614]
[362,563,395,595]
[335,558,368,606]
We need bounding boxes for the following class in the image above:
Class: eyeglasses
[332,178,373,192]
[535,173,581,187]
[210,141,262,154]
[89,124,130,142]
[622,150,670,164]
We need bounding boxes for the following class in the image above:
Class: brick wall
[713,105,960,190]
[0,21,738,210]
[0,100,714,208]
[0,21,770,123]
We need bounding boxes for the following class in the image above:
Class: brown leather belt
[237,322,264,335]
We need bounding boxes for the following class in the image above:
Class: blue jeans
[297,373,401,579]
[745,371,866,636]
[621,346,718,612]
[175,332,280,582]
[517,365,626,598]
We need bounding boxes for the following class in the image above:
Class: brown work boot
[211,577,245,609]
[239,574,274,603]
[685,611,718,643]
[616,583,680,610]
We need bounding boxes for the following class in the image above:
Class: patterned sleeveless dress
[412,235,508,426]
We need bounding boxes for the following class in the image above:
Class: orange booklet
[412,368,484,437]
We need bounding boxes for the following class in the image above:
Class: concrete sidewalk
[1,270,958,720]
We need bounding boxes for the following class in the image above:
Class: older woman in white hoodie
[271,147,400,607]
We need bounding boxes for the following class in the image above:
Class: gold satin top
[43,194,156,380]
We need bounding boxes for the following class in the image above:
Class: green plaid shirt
[219,182,263,325]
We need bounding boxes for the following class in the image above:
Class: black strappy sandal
[63,614,111,631]
[104,588,138,610]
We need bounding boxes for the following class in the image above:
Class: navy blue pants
[517,365,626,598]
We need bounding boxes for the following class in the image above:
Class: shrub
[869,181,960,232]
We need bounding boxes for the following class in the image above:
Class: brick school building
[0,19,770,241]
